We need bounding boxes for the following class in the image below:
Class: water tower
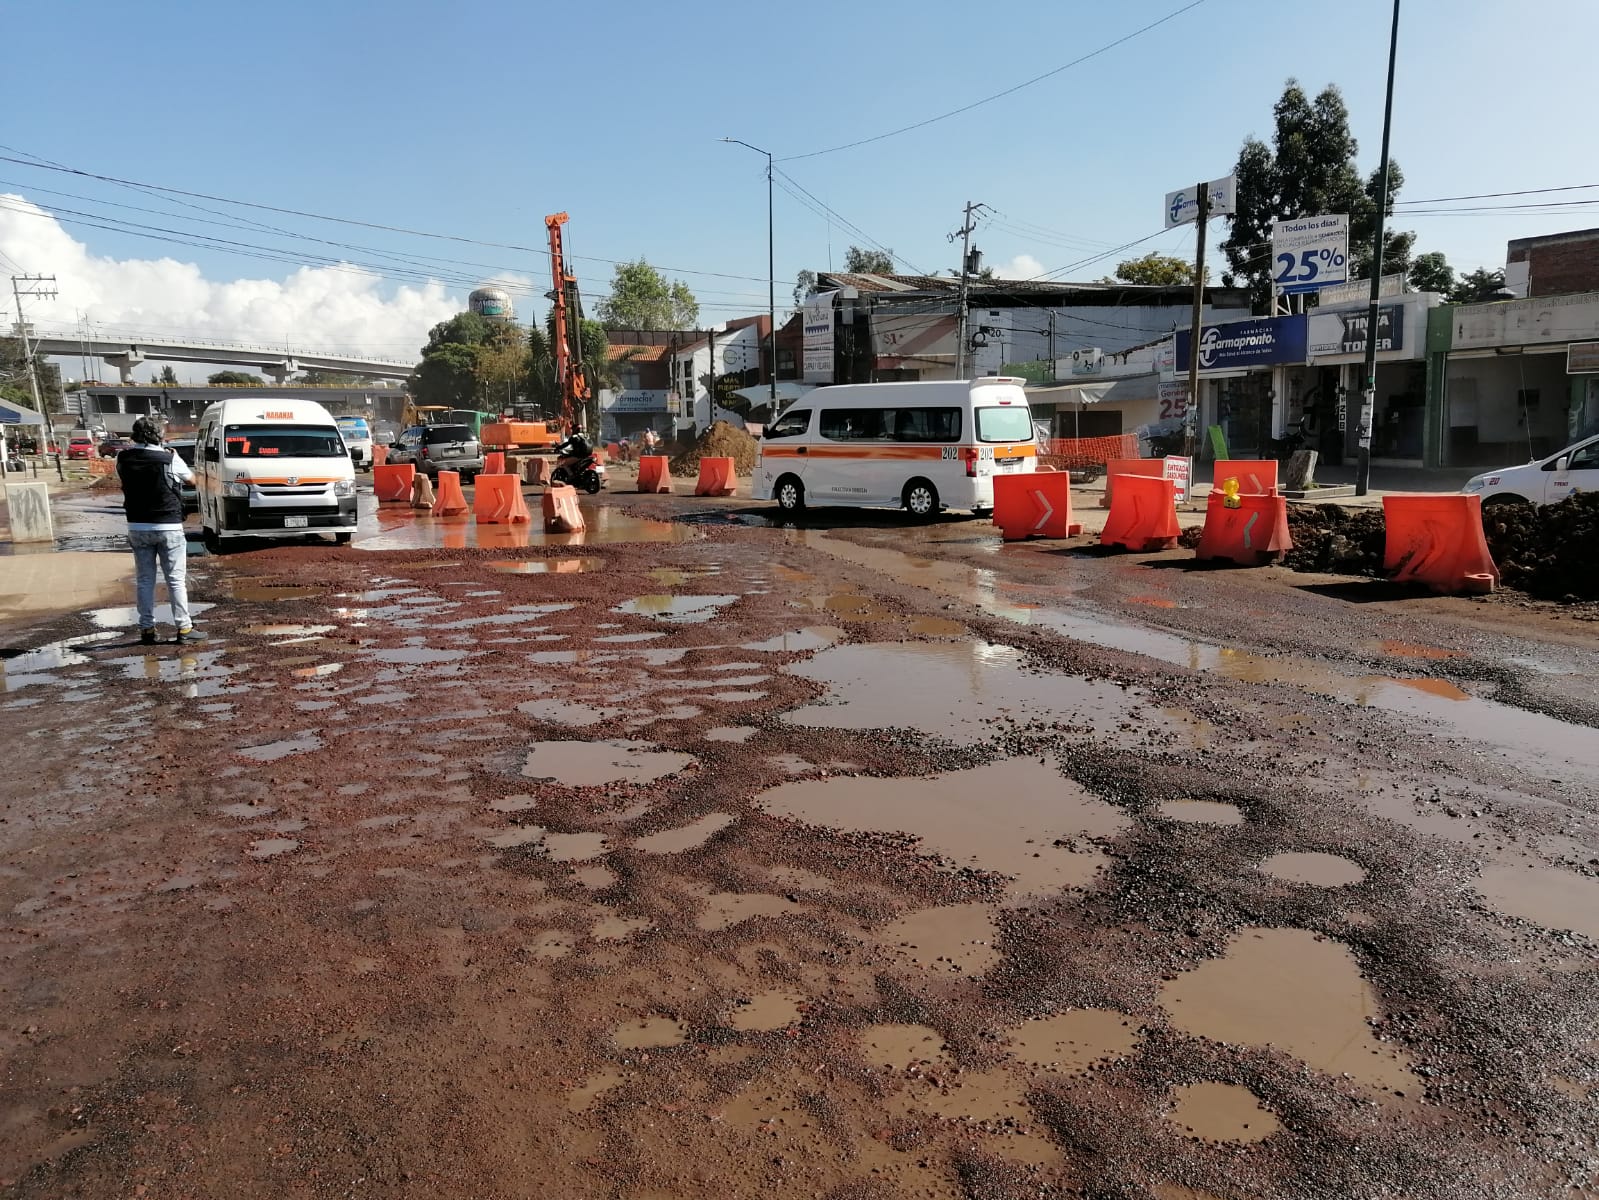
[469,285,515,322]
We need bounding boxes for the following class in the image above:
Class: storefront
[1175,315,1307,459]
[1428,292,1599,468]
[1306,293,1438,467]
[599,389,672,442]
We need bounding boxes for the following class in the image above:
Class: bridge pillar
[261,358,300,386]
[103,350,145,385]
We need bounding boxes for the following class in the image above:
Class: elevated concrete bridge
[25,327,415,385]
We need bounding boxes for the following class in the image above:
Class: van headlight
[333,479,356,497]
[223,481,251,498]
[1463,476,1486,493]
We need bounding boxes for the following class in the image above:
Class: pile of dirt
[1483,493,1599,601]
[1283,504,1386,576]
[670,421,760,478]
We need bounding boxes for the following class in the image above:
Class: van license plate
[284,516,309,528]
[996,460,1020,474]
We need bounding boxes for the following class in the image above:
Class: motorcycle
[551,451,605,495]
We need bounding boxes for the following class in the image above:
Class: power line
[778,0,1208,161]
[1394,182,1599,206]
[772,168,928,276]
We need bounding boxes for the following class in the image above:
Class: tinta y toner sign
[1176,314,1308,372]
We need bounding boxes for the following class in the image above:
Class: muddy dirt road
[3,489,1597,1199]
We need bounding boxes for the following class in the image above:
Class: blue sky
[4,0,1597,358]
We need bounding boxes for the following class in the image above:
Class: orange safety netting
[1041,434,1139,469]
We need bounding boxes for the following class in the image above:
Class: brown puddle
[783,642,1167,746]
[488,558,601,574]
[695,892,803,931]
[222,582,324,601]
[1474,862,1599,939]
[908,616,966,637]
[1166,1081,1280,1143]
[521,740,695,787]
[542,832,612,861]
[739,626,844,653]
[359,508,694,551]
[793,593,897,622]
[247,837,300,859]
[241,623,336,637]
[591,915,653,940]
[574,864,617,889]
[860,1023,949,1071]
[566,1069,627,1112]
[728,991,807,1032]
[877,904,999,976]
[612,1016,687,1049]
[1384,676,1471,701]
[1159,927,1418,1093]
[1260,852,1367,887]
[704,726,756,743]
[755,758,1128,897]
[517,698,622,726]
[237,735,322,762]
[1004,1009,1142,1073]
[1157,799,1245,826]
[613,594,738,623]
[631,812,737,854]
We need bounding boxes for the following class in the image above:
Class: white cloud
[0,193,469,380]
[990,254,1046,281]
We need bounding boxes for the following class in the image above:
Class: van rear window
[975,405,1033,443]
[223,424,346,458]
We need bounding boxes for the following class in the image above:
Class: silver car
[387,423,485,479]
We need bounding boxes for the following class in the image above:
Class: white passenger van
[194,397,358,551]
[753,377,1038,516]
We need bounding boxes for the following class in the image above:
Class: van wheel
[1482,494,1531,511]
[903,478,940,519]
[775,475,805,514]
[202,526,222,555]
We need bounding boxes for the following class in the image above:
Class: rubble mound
[670,421,759,478]
[1284,504,1386,576]
[1482,492,1599,601]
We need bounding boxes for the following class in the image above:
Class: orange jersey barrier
[410,473,436,509]
[1101,458,1167,508]
[432,470,469,516]
[523,456,554,487]
[1101,473,1181,551]
[993,470,1082,541]
[542,483,585,533]
[473,473,531,524]
[1382,494,1499,594]
[637,455,673,494]
[1195,490,1292,565]
[483,451,505,476]
[373,463,415,502]
[694,456,737,497]
[1213,459,1278,495]
[371,444,387,468]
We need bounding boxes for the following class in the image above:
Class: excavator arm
[545,213,592,433]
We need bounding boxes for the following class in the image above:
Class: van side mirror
[1556,455,1571,473]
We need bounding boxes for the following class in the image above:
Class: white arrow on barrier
[1031,489,1054,530]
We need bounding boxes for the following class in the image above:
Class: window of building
[776,348,797,380]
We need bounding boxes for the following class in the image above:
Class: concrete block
[5,481,54,543]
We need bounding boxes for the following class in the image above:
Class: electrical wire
[772,168,928,276]
[1394,182,1599,205]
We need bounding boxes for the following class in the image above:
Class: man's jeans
[128,528,191,631]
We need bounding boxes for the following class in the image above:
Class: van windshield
[224,424,346,458]
[975,405,1034,443]
[337,418,370,437]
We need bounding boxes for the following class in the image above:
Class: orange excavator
[481,211,593,468]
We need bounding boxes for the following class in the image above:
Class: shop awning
[0,400,48,425]
[1027,375,1159,406]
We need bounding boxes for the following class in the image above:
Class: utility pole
[721,139,777,405]
[1185,188,1208,458]
[1047,312,1057,379]
[10,277,59,476]
[950,202,988,380]
[1356,0,1402,498]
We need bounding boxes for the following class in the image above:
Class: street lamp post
[722,138,778,405]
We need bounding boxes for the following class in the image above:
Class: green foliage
[1407,251,1456,296]
[297,367,371,385]
[1114,253,1198,286]
[843,246,895,274]
[793,269,818,306]
[1450,267,1507,304]
[207,370,265,386]
[156,365,180,386]
[1002,360,1052,385]
[0,337,64,413]
[411,342,479,409]
[595,260,699,330]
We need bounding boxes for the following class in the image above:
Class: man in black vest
[117,416,202,645]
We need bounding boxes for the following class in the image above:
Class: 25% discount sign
[1270,215,1349,294]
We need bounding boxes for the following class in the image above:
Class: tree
[527,318,615,422]
[1114,253,1199,286]
[595,260,699,330]
[1219,80,1415,307]
[793,269,818,306]
[843,246,895,274]
[1450,267,1506,304]
[423,311,491,353]
[411,342,479,409]
[207,370,264,386]
[297,367,372,386]
[0,336,63,414]
[156,365,180,386]
[474,326,530,410]
[1408,251,1456,296]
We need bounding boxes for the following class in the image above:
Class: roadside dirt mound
[1284,504,1385,576]
[670,421,759,478]
[1483,493,1599,601]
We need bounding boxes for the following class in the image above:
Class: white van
[194,397,359,551]
[336,415,375,470]
[753,377,1038,516]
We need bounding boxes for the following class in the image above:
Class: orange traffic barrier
[694,456,737,497]
[411,473,436,509]
[1101,458,1167,508]
[606,442,621,459]
[373,463,415,502]
[523,456,554,486]
[474,473,531,524]
[1382,494,1499,594]
[371,444,388,468]
[1101,473,1182,551]
[992,470,1082,541]
[1195,490,1292,565]
[432,469,469,516]
[1213,459,1278,495]
[542,483,586,533]
[637,455,672,493]
[483,451,506,475]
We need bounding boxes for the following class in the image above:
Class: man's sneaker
[139,628,158,646]
[175,627,205,644]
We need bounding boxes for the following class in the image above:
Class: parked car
[167,437,199,512]
[387,423,484,479]
[66,436,95,460]
[1462,434,1599,508]
[99,436,133,457]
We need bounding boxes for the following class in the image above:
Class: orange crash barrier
[483,451,506,476]
[523,456,554,487]
[432,469,469,516]
[1101,473,1182,551]
[1213,459,1278,496]
[1195,490,1292,565]
[542,483,586,533]
[411,473,436,509]
[1382,493,1499,594]
[371,444,387,468]
[637,455,673,494]
[992,470,1082,541]
[473,473,531,524]
[373,463,415,502]
[1101,458,1167,508]
[694,456,737,497]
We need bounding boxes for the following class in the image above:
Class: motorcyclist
[555,428,594,469]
